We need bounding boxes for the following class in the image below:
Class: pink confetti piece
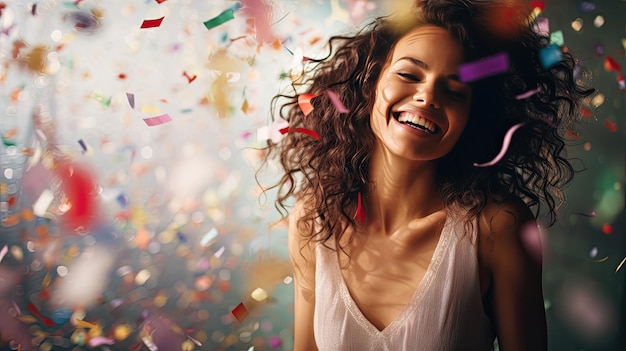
[143,114,172,126]
[459,52,509,83]
[279,127,320,140]
[10,300,21,315]
[575,211,596,217]
[473,123,525,167]
[0,245,8,263]
[88,336,115,347]
[353,192,366,225]
[515,88,540,100]
[126,93,135,108]
[326,90,349,113]
[298,94,316,116]
[140,17,165,29]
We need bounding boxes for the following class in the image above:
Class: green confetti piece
[90,92,112,108]
[549,30,564,46]
[203,9,235,31]
[1,136,16,147]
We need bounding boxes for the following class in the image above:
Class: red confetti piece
[279,127,320,140]
[581,107,593,118]
[473,123,524,167]
[604,119,618,132]
[604,55,621,72]
[529,1,545,11]
[353,192,366,225]
[155,0,167,3]
[602,223,612,235]
[143,114,172,126]
[140,17,165,29]
[231,302,249,322]
[298,94,315,116]
[182,71,197,83]
[326,90,349,113]
[55,161,99,232]
[27,303,55,326]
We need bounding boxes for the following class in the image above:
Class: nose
[413,83,441,109]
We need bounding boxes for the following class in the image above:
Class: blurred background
[0,0,624,350]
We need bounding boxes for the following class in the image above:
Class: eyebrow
[396,56,462,81]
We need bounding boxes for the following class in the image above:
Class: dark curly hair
[261,0,594,251]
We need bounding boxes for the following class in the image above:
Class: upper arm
[479,199,547,351]
[288,200,318,351]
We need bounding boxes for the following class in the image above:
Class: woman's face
[370,25,472,163]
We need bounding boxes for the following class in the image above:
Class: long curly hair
[261,0,595,250]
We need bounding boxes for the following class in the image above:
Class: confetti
[353,192,365,225]
[90,92,112,107]
[515,88,540,100]
[529,1,545,11]
[88,336,115,347]
[0,245,7,263]
[473,123,525,167]
[140,17,165,29]
[603,55,621,72]
[575,211,596,217]
[203,8,236,30]
[298,93,316,116]
[143,114,172,126]
[549,30,564,46]
[78,139,87,153]
[126,93,135,108]
[538,44,562,70]
[27,303,55,326]
[231,302,249,322]
[616,257,626,273]
[326,90,349,113]
[279,127,320,140]
[578,2,595,12]
[459,52,509,83]
[32,189,54,217]
[603,119,618,132]
[55,161,99,231]
[182,71,197,83]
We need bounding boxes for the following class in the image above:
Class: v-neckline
[332,212,452,338]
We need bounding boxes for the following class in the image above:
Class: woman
[263,1,594,350]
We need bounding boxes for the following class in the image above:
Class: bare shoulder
[288,197,317,290]
[477,196,547,351]
[478,196,535,240]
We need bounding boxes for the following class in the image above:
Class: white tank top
[314,210,496,350]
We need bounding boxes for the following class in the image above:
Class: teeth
[396,112,436,133]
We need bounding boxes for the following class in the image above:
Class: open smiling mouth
[393,111,438,133]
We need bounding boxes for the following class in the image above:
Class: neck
[364,144,444,235]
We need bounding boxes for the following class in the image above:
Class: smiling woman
[262,0,594,350]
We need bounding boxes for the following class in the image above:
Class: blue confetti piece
[578,2,596,12]
[539,44,562,70]
[51,307,72,324]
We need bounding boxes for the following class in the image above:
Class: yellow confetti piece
[140,104,161,115]
[18,315,38,323]
[622,38,626,52]
[616,256,626,273]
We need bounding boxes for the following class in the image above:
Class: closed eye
[397,72,420,81]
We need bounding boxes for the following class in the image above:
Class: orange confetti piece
[298,94,315,116]
[136,227,150,249]
[231,302,249,322]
